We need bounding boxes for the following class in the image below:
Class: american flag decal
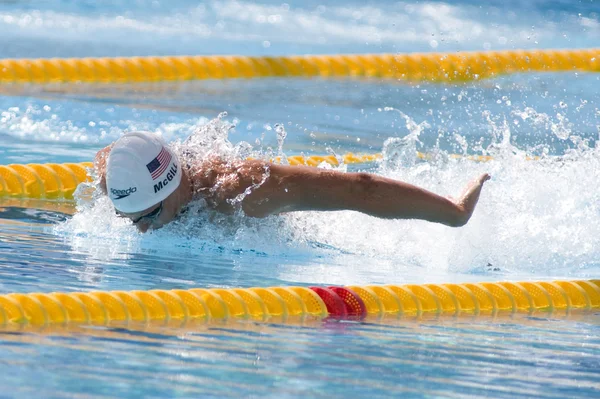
[146,147,172,180]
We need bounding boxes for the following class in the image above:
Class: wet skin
[96,147,490,233]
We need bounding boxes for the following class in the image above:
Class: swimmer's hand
[453,173,491,226]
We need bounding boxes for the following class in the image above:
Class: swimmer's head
[106,131,182,214]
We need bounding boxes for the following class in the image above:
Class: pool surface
[1,0,600,398]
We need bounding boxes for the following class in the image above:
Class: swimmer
[95,131,490,233]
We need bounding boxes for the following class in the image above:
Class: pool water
[1,0,600,398]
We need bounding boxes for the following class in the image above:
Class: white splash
[0,103,207,144]
[54,108,600,280]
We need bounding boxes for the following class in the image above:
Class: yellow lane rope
[0,49,598,84]
[0,279,597,327]
[0,162,94,200]
[0,152,523,200]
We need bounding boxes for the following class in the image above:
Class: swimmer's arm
[94,145,113,194]
[242,163,487,227]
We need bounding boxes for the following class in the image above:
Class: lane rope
[0,49,598,84]
[0,151,537,200]
[0,162,94,200]
[0,279,597,326]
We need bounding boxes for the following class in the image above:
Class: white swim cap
[106,131,182,213]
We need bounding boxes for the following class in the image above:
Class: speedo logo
[153,163,178,193]
[110,187,137,200]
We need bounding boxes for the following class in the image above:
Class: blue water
[1,0,600,398]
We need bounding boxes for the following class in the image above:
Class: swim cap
[106,131,182,213]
